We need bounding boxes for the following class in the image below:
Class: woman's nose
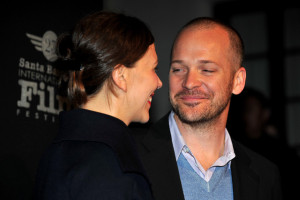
[157,76,163,89]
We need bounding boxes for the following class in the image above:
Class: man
[133,17,282,200]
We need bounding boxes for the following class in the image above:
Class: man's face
[169,26,236,125]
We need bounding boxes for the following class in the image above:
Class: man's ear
[232,67,246,95]
[112,64,127,92]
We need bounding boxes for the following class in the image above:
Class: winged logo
[26,30,58,62]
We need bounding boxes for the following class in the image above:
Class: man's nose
[182,70,201,89]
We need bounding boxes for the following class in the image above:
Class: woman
[34,11,162,199]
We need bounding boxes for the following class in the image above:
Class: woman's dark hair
[55,11,154,108]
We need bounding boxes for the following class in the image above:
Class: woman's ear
[112,64,127,92]
[232,67,246,95]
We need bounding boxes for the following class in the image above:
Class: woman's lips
[148,93,154,105]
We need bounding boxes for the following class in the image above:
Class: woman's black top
[34,108,153,200]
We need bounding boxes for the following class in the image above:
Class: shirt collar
[169,111,185,161]
[168,110,236,164]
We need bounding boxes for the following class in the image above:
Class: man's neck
[174,114,226,170]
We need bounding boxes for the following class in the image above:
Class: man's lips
[174,95,209,108]
[175,90,210,99]
[174,89,210,105]
[178,95,208,104]
[180,95,208,100]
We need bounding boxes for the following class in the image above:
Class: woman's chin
[135,114,150,124]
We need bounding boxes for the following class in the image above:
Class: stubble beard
[170,88,232,128]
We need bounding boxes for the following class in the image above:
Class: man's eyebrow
[170,60,183,64]
[171,59,217,65]
[198,60,215,64]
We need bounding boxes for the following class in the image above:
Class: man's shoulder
[129,112,173,154]
[130,113,170,138]
[232,139,279,171]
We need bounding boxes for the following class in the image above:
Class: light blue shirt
[168,111,236,182]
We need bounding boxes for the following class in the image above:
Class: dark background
[0,1,102,199]
[1,0,299,199]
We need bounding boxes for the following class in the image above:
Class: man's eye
[171,68,183,73]
[202,69,215,73]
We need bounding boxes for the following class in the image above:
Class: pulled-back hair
[55,11,154,108]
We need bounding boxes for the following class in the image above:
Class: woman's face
[126,44,162,123]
